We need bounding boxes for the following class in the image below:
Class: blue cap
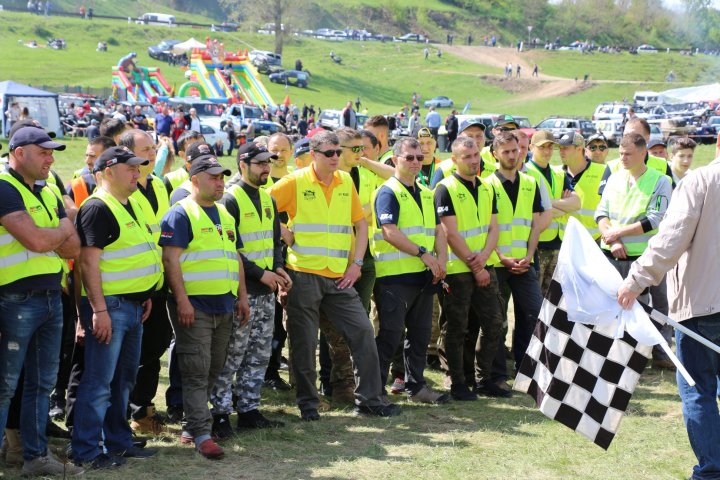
[294,138,311,157]
[9,127,65,152]
[458,118,487,134]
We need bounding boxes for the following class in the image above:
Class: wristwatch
[416,246,428,258]
[353,258,364,267]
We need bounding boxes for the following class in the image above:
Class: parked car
[706,115,720,133]
[637,44,658,53]
[249,50,283,74]
[258,22,284,35]
[136,13,176,27]
[148,40,181,61]
[592,102,633,121]
[251,120,285,136]
[424,96,454,108]
[269,70,309,88]
[317,109,342,130]
[535,116,596,139]
[211,22,238,33]
[199,122,230,154]
[395,33,427,43]
[593,119,624,146]
[513,116,537,139]
[222,103,265,130]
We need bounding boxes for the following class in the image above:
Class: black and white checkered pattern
[513,279,652,450]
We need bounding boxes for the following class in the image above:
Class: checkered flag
[513,279,652,450]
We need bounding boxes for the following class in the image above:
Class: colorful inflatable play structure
[112,52,173,102]
[177,38,275,106]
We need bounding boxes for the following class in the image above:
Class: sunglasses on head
[316,149,343,158]
[342,145,365,153]
[399,154,425,162]
[587,145,608,152]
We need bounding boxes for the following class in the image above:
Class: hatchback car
[424,96,454,108]
[269,70,310,88]
[148,40,181,61]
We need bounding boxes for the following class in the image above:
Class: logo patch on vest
[265,207,272,219]
[28,205,42,214]
[125,221,137,229]
[226,229,236,242]
[457,192,466,201]
[337,192,349,197]
[302,189,316,200]
[201,227,214,234]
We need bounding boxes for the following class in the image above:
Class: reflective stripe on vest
[488,172,536,265]
[370,177,435,278]
[525,161,567,242]
[228,184,275,270]
[177,198,240,296]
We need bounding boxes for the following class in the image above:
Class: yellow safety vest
[164,167,189,191]
[569,162,605,240]
[0,172,64,286]
[437,158,496,183]
[130,175,170,244]
[525,160,567,242]
[287,169,353,274]
[177,198,240,296]
[601,167,663,257]
[439,174,499,274]
[89,188,162,296]
[608,154,669,175]
[228,184,274,270]
[488,172,536,265]
[356,166,377,211]
[370,177,435,278]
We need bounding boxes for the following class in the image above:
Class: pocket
[0,291,31,305]
[105,296,122,312]
[696,319,720,344]
[176,343,207,374]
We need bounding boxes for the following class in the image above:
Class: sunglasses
[587,145,608,152]
[250,160,272,167]
[342,145,365,153]
[316,149,343,158]
[399,154,425,162]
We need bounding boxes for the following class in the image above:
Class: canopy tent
[658,83,720,104]
[172,38,206,55]
[0,81,61,137]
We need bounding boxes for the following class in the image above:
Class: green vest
[569,162,605,240]
[130,175,170,244]
[90,188,162,296]
[439,174,499,274]
[0,172,64,286]
[177,198,240,296]
[525,160,567,242]
[370,177,435,278]
[287,169,353,274]
[488,172,536,265]
[164,167,189,192]
[228,184,274,270]
[601,167,663,257]
[44,171,64,200]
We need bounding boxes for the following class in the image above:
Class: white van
[634,91,659,108]
[136,13,176,27]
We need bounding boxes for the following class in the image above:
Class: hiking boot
[450,383,478,401]
[131,406,166,436]
[236,409,284,429]
[197,439,224,460]
[331,386,356,405]
[389,377,405,394]
[22,451,84,476]
[476,381,513,398]
[354,403,402,417]
[3,428,23,467]
[165,405,184,424]
[300,409,320,422]
[408,386,450,404]
[211,414,234,439]
[264,377,292,391]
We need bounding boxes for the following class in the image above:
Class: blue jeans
[676,314,720,480]
[0,289,62,460]
[71,295,143,462]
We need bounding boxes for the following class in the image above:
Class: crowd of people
[0,107,716,479]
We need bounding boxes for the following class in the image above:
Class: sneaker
[300,408,320,421]
[211,414,234,439]
[495,380,512,392]
[264,377,292,391]
[165,405,184,424]
[450,383,478,401]
[476,381,513,398]
[353,403,402,417]
[408,386,450,404]
[389,377,405,394]
[236,409,284,429]
[109,446,157,458]
[179,431,194,445]
[48,399,65,421]
[131,406,166,436]
[197,439,224,460]
[77,453,126,470]
[22,451,84,476]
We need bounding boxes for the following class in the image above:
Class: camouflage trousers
[210,293,275,415]
[537,249,559,297]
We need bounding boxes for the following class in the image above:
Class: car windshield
[515,118,531,128]
[243,106,263,119]
[171,101,223,117]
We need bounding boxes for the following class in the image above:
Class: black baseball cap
[293,138,310,157]
[647,138,667,149]
[458,119,487,134]
[9,126,66,152]
[494,114,518,129]
[585,133,608,146]
[236,142,277,164]
[185,141,215,163]
[8,119,57,139]
[93,146,148,173]
[189,157,231,177]
[557,131,585,147]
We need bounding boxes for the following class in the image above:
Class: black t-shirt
[137,176,159,213]
[434,173,498,217]
[0,168,67,292]
[564,159,593,187]
[493,171,543,213]
[132,113,148,131]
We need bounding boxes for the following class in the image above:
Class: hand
[92,310,112,344]
[75,319,85,346]
[177,298,195,327]
[140,299,152,323]
[260,270,283,292]
[466,252,485,272]
[277,287,289,308]
[610,241,627,260]
[602,228,623,245]
[336,263,362,289]
[235,294,250,326]
[617,285,640,310]
[281,226,295,246]
[562,189,573,199]
[474,268,491,287]
[275,268,292,291]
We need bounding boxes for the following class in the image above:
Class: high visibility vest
[379,149,393,164]
[525,160,567,242]
[488,172,536,265]
[437,158,496,183]
[370,177,435,278]
[608,154,669,175]
[480,146,495,167]
[0,172,64,287]
[130,175,170,244]
[601,167,663,257]
[165,167,189,191]
[177,198,240,296]
[356,166,377,211]
[90,188,162,296]
[439,175,499,274]
[569,162,605,240]
[71,174,95,207]
[72,167,85,180]
[44,172,64,200]
[261,166,295,191]
[286,169,353,274]
[228,184,274,270]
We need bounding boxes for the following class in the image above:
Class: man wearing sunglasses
[268,130,397,420]
[585,133,610,164]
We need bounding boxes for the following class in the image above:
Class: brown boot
[331,386,356,405]
[130,406,166,436]
[3,429,23,467]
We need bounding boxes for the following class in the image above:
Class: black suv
[269,70,310,88]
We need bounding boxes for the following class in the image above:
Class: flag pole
[647,308,720,356]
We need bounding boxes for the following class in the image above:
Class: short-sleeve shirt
[159,203,241,314]
[434,173,498,217]
[493,171,544,213]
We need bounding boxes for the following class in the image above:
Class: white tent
[172,38,206,55]
[658,83,720,104]
[0,81,61,137]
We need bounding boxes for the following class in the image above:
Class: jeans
[71,295,143,462]
[0,289,62,460]
[675,314,720,480]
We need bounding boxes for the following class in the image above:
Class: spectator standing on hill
[425,107,442,142]
[445,110,458,152]
[424,47,429,60]
[532,63,539,77]
[340,101,357,129]
[516,64,521,78]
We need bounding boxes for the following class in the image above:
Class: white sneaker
[21,450,84,477]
